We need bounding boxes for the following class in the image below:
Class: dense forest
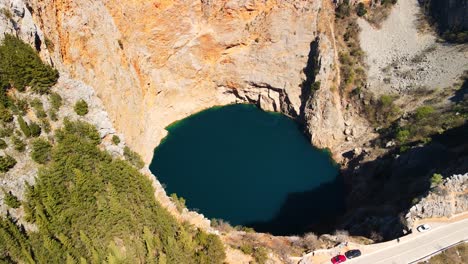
[0,35,226,263]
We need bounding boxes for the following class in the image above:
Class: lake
[150,104,344,235]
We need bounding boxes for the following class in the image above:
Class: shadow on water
[246,176,346,236]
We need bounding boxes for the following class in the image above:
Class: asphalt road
[347,218,468,264]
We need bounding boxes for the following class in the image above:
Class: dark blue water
[150,104,344,235]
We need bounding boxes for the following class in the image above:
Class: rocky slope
[359,0,468,95]
[406,173,468,227]
[20,0,349,163]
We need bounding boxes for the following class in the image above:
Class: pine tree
[0,154,16,172]
[18,116,31,137]
[0,34,59,94]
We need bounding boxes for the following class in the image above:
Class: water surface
[150,104,344,235]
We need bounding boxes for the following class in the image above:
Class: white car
[417,224,431,232]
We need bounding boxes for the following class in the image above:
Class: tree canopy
[1,120,226,263]
[0,34,58,94]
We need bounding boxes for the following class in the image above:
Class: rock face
[18,0,347,162]
[405,173,468,227]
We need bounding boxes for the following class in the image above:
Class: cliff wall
[21,0,347,162]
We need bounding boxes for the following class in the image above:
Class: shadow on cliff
[450,78,467,103]
[339,123,468,241]
[246,176,347,236]
[298,38,320,120]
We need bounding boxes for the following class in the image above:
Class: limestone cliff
[405,173,468,227]
[20,0,347,162]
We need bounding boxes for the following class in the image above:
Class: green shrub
[3,191,21,208]
[30,138,52,164]
[0,139,7,149]
[0,34,59,93]
[253,247,269,264]
[335,1,351,19]
[0,154,16,172]
[0,8,13,20]
[396,129,410,143]
[311,81,321,92]
[30,98,47,118]
[0,88,11,108]
[49,109,58,121]
[12,136,25,152]
[49,92,62,110]
[0,105,13,123]
[111,135,120,145]
[381,0,397,5]
[40,118,50,133]
[44,37,55,52]
[235,226,256,233]
[170,193,186,213]
[123,146,144,169]
[29,122,41,137]
[239,244,254,255]
[55,118,101,146]
[0,126,13,138]
[365,95,400,127]
[194,231,226,264]
[13,98,28,116]
[430,173,443,187]
[415,106,434,120]
[17,116,31,137]
[356,3,367,17]
[74,99,89,116]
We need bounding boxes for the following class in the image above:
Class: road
[346,218,468,264]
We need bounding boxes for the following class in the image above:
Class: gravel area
[359,0,468,95]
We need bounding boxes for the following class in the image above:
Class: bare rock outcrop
[0,0,51,61]
[405,173,468,227]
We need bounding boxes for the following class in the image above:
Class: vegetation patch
[421,242,468,263]
[74,99,89,116]
[0,34,58,94]
[363,95,401,127]
[170,193,187,213]
[3,191,20,209]
[0,120,226,263]
[30,138,52,164]
[393,101,467,148]
[0,154,16,173]
[334,1,367,94]
[123,146,145,169]
[111,135,120,145]
[365,0,398,27]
